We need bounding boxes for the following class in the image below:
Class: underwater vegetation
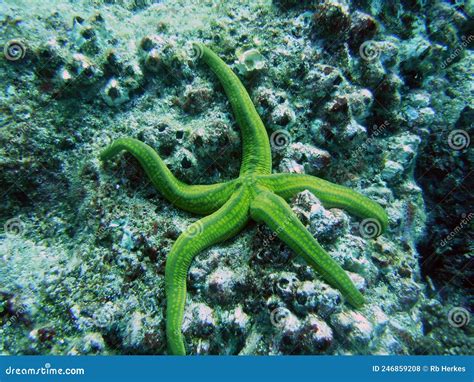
[0,0,472,355]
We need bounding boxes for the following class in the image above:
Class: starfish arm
[250,191,365,308]
[196,43,272,176]
[258,173,388,233]
[100,137,236,214]
[165,187,250,355]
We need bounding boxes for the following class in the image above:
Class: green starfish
[100,43,388,355]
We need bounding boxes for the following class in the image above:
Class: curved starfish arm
[250,191,365,308]
[165,187,250,355]
[100,137,236,214]
[258,173,388,233]
[196,43,272,176]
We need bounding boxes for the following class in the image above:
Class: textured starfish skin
[100,43,388,355]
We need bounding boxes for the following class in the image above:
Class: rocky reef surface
[0,0,472,355]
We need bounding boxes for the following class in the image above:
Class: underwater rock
[81,332,105,353]
[0,0,470,357]
[235,48,266,75]
[182,302,216,338]
[381,133,421,185]
[302,314,334,352]
[206,267,246,304]
[270,102,295,127]
[397,280,421,308]
[181,84,213,115]
[292,190,349,242]
[102,78,130,106]
[348,11,378,51]
[347,89,373,122]
[278,159,305,174]
[305,64,343,101]
[282,143,331,174]
[313,1,351,42]
[271,272,300,301]
[331,311,374,348]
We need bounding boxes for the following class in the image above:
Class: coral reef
[0,0,472,355]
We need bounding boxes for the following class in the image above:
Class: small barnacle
[70,53,102,83]
[348,11,378,50]
[140,34,163,51]
[181,85,213,114]
[56,67,73,85]
[73,15,85,24]
[144,48,162,72]
[104,49,123,75]
[328,96,349,114]
[303,315,334,351]
[123,62,144,90]
[35,39,64,74]
[101,78,129,106]
[90,12,104,24]
[313,1,351,41]
[235,48,266,75]
[80,26,95,40]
